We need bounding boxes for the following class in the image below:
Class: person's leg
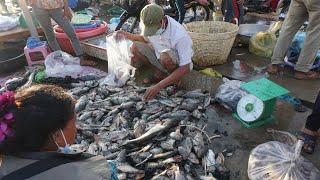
[160,50,178,73]
[299,91,320,153]
[305,91,320,132]
[294,0,320,78]
[49,8,83,56]
[268,0,308,73]
[32,6,62,52]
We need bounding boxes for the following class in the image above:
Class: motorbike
[113,0,214,33]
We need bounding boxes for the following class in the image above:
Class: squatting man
[115,4,194,100]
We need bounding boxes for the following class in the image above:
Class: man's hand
[115,30,130,40]
[63,7,73,21]
[144,84,163,100]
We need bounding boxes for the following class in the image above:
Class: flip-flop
[297,131,317,154]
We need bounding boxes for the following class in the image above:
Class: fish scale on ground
[68,79,229,179]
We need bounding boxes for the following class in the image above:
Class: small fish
[205,150,216,173]
[78,111,93,121]
[152,151,177,160]
[117,173,127,180]
[158,98,177,107]
[188,152,200,164]
[147,111,166,121]
[192,132,205,158]
[178,137,192,159]
[149,147,164,155]
[160,138,175,151]
[180,99,200,112]
[119,101,135,110]
[161,155,183,165]
[143,104,164,114]
[183,90,205,99]
[160,110,191,120]
[203,95,211,108]
[115,149,127,163]
[75,95,88,113]
[122,118,181,149]
[216,153,225,165]
[136,101,145,111]
[134,120,147,138]
[107,108,120,116]
[110,96,131,105]
[87,142,100,155]
[117,163,144,174]
[192,109,202,119]
[170,128,183,141]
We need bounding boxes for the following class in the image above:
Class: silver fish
[192,109,202,119]
[203,95,211,108]
[205,150,216,173]
[87,142,100,155]
[143,103,164,114]
[117,163,145,174]
[75,95,88,113]
[183,89,205,99]
[134,120,147,138]
[147,111,166,121]
[160,138,176,151]
[192,132,205,158]
[78,111,93,121]
[117,173,127,180]
[178,137,192,159]
[122,118,181,149]
[180,99,200,112]
[158,98,177,107]
[170,128,183,141]
[160,110,191,120]
[119,101,135,110]
[188,152,200,164]
[149,147,164,155]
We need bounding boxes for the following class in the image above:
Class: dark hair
[0,85,74,154]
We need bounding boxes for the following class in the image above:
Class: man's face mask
[53,129,72,154]
[155,19,165,36]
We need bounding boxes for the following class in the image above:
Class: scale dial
[237,94,265,122]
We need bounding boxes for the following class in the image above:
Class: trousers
[305,91,320,132]
[32,6,84,56]
[271,0,320,72]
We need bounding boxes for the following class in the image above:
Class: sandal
[294,71,320,80]
[298,131,317,154]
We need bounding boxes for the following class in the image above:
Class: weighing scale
[232,78,289,128]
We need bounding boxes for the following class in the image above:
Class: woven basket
[186,21,239,67]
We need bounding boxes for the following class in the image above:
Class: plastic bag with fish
[248,140,320,180]
[215,78,247,111]
[100,36,135,87]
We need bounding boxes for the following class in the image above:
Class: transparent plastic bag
[215,78,248,111]
[248,140,320,180]
[100,36,135,87]
[45,51,107,78]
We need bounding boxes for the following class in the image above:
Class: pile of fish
[70,78,229,180]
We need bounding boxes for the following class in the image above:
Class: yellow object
[249,21,283,58]
[200,68,222,78]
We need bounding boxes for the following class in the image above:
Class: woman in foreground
[0,85,116,179]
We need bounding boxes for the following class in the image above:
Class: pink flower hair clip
[0,92,15,142]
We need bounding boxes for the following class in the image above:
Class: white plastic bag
[215,78,248,111]
[0,15,18,31]
[45,51,107,78]
[100,36,135,87]
[248,140,320,180]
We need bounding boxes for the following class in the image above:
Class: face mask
[155,27,165,36]
[53,129,72,154]
[155,19,165,36]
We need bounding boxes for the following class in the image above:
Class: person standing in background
[267,0,320,79]
[29,0,96,66]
